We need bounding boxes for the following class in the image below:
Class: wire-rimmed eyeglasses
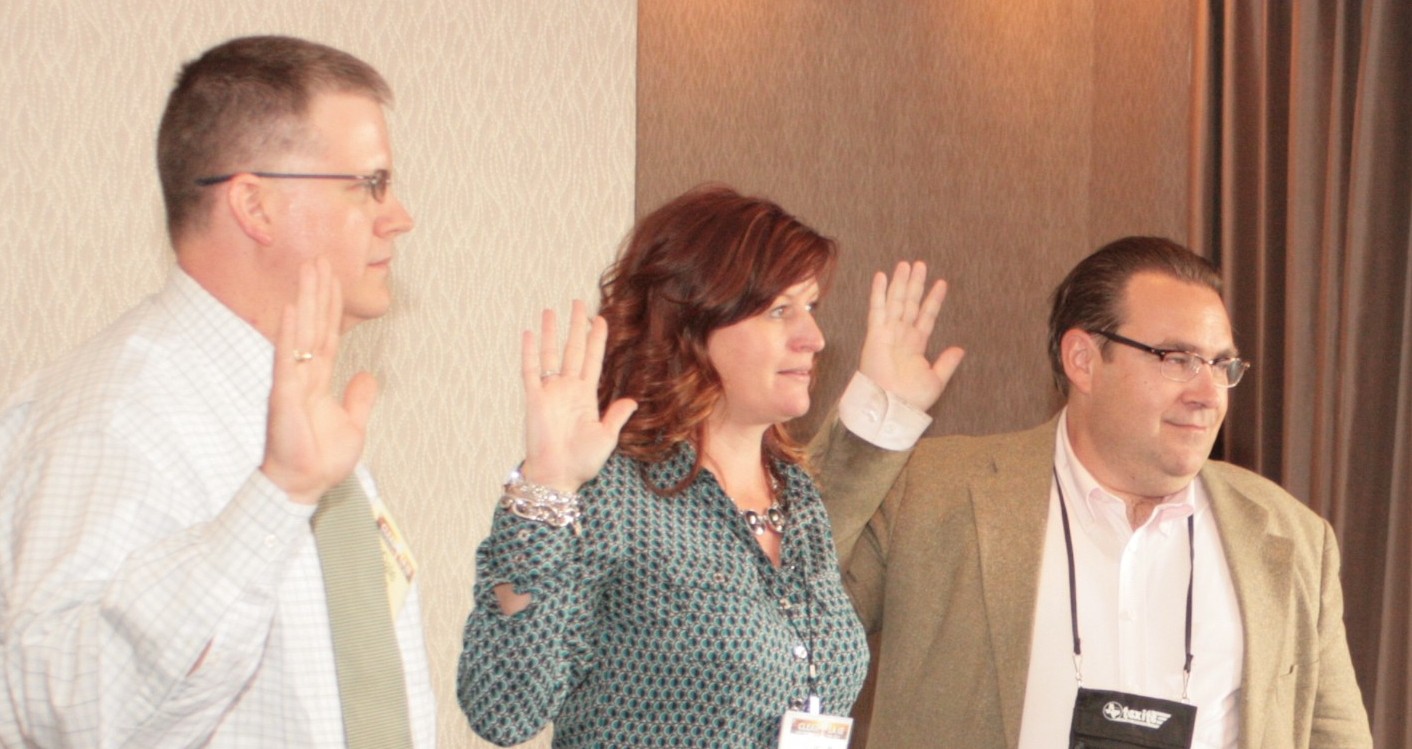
[1089,329,1250,388]
[194,169,390,203]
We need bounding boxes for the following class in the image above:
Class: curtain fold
[1190,1,1411,744]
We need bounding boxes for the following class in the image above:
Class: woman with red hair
[457,185,959,748]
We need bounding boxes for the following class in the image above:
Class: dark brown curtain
[1190,1,1412,744]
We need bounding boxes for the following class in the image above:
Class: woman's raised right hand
[519,300,638,493]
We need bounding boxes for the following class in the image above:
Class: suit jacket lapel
[1202,467,1294,749]
[971,420,1056,748]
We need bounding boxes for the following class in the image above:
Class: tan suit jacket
[815,418,1372,749]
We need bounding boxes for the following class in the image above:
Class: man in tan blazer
[822,237,1372,748]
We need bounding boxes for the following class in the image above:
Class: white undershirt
[1017,411,1243,748]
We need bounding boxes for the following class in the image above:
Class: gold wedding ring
[293,350,314,363]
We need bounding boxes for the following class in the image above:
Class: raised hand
[859,261,965,412]
[519,300,638,493]
[260,259,378,505]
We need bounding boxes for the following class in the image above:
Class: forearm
[3,471,311,747]
[813,422,906,563]
[812,372,924,552]
[457,511,591,746]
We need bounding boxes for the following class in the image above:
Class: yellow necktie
[312,475,414,748]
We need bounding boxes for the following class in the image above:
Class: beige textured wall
[638,0,1191,438]
[0,2,635,748]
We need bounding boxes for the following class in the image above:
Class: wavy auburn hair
[597,185,837,494]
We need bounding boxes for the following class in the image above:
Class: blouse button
[779,597,792,610]
[712,572,727,584]
[792,643,809,660]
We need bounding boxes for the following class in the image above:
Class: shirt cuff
[475,509,579,600]
[837,371,933,451]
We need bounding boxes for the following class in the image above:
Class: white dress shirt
[0,269,435,748]
[1016,412,1243,749]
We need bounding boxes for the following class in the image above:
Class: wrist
[517,461,586,495]
[500,465,583,531]
[258,462,324,506]
[839,371,932,451]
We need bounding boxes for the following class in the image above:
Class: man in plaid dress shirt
[0,36,435,747]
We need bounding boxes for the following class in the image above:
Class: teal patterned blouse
[457,445,868,748]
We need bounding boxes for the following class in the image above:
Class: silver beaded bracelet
[499,467,582,532]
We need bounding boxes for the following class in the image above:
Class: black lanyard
[1053,468,1195,700]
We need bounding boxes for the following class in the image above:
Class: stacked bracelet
[500,468,583,532]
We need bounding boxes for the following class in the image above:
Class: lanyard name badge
[778,664,854,748]
[1054,469,1197,749]
[778,691,852,749]
[772,519,852,748]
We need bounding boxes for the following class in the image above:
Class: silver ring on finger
[293,350,314,363]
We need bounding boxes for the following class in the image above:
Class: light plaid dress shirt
[0,269,435,748]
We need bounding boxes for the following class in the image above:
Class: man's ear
[1061,328,1098,396]
[224,174,276,246]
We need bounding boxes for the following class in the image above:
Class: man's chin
[341,297,393,329]
[1161,455,1210,485]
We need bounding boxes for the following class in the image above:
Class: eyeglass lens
[1160,354,1246,387]
[366,170,389,202]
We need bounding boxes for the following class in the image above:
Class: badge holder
[778,683,852,749]
[1055,469,1197,749]
[370,493,417,617]
[1069,687,1196,748]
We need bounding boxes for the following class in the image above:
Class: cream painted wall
[0,2,635,747]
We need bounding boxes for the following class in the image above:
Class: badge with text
[370,495,418,617]
[777,710,852,749]
[1069,687,1196,749]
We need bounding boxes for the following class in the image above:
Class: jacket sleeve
[810,415,913,633]
[1309,519,1374,747]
